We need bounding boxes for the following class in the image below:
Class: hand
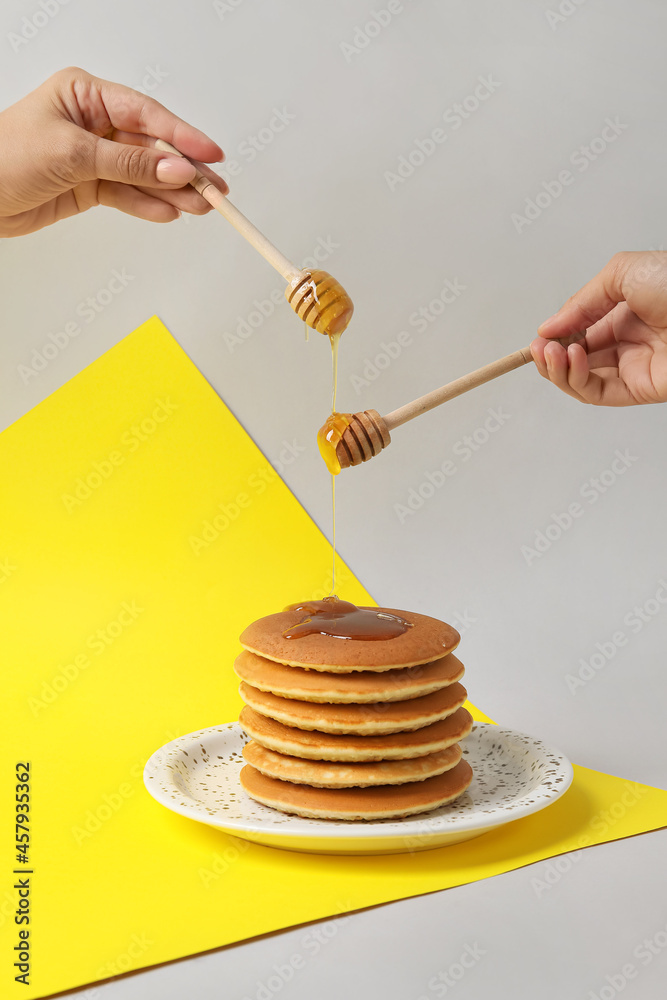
[530,251,667,405]
[0,66,228,237]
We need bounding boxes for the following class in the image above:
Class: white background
[1,1,666,997]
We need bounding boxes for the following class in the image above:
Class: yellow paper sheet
[1,317,666,999]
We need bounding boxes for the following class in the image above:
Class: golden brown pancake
[234,650,465,703]
[242,740,462,787]
[239,681,467,735]
[240,759,473,819]
[240,606,460,671]
[239,705,474,761]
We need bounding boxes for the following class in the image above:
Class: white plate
[143,722,573,855]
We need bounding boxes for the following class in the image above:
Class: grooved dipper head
[335,410,391,470]
[285,269,354,337]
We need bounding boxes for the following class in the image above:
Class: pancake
[240,759,473,819]
[239,680,467,735]
[234,650,465,704]
[242,740,462,787]
[239,705,474,761]
[240,606,460,671]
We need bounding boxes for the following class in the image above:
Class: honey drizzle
[330,331,341,594]
[331,474,337,597]
[314,337,349,590]
[331,331,341,412]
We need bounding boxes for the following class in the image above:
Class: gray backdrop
[2,1,666,998]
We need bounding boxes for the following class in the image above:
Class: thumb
[537,252,633,339]
[74,128,197,188]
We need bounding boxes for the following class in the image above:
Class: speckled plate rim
[143,722,574,848]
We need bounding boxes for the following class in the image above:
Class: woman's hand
[531,251,667,405]
[0,66,228,237]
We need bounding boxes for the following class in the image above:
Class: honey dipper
[320,332,586,472]
[154,139,353,337]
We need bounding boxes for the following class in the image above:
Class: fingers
[531,316,618,371]
[111,129,229,202]
[530,336,548,372]
[54,121,196,190]
[540,342,588,403]
[531,340,638,406]
[92,130,198,189]
[134,184,211,215]
[95,71,224,163]
[49,69,227,196]
[561,343,604,403]
[537,252,637,340]
[53,67,224,164]
[97,181,180,223]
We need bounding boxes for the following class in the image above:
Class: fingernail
[156,157,196,183]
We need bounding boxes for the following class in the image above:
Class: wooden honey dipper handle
[382,331,586,431]
[154,139,303,283]
[383,345,533,431]
[334,332,587,470]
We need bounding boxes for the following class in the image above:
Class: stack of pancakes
[236,606,474,821]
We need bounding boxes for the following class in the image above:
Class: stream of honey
[312,333,353,595]
[328,332,342,596]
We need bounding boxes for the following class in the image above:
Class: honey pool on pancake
[283,596,414,641]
